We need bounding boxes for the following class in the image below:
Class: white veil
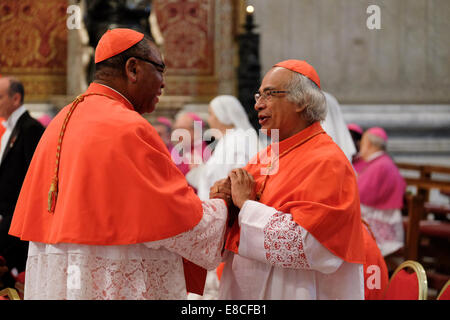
[209,95,254,131]
[321,92,357,163]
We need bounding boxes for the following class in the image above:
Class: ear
[12,92,22,106]
[124,58,138,83]
[295,103,307,113]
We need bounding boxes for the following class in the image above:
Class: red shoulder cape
[9,83,206,294]
[226,122,366,264]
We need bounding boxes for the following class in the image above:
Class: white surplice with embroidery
[218,200,365,300]
[360,204,404,256]
[24,199,228,300]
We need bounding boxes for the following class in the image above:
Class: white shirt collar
[367,150,384,162]
[3,105,27,130]
[96,83,133,107]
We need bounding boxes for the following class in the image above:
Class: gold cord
[48,93,117,213]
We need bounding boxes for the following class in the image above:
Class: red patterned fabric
[263,213,310,269]
[0,0,68,100]
[384,269,419,300]
[153,0,214,75]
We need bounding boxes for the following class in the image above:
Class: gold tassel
[48,180,58,213]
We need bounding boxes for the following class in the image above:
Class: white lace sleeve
[238,200,343,274]
[144,199,228,270]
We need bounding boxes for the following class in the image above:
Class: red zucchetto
[274,59,321,88]
[94,28,145,63]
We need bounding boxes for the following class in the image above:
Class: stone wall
[247,0,450,166]
[248,0,450,104]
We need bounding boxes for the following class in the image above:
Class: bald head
[359,131,386,160]
[0,76,25,119]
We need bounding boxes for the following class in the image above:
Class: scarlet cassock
[218,60,376,300]
[9,28,228,299]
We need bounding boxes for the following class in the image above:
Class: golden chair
[0,288,21,300]
[437,279,450,300]
[384,260,428,300]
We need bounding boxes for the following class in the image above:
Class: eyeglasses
[254,90,290,102]
[132,56,166,74]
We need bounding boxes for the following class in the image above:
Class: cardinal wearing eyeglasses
[211,60,387,300]
[8,29,231,300]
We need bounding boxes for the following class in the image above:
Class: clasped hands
[209,168,256,209]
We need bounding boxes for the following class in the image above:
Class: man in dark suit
[0,77,45,288]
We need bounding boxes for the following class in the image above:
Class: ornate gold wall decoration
[0,0,68,102]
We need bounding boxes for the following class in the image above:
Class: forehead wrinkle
[258,86,276,93]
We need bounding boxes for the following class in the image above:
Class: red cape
[9,83,206,294]
[226,122,366,264]
[362,225,389,300]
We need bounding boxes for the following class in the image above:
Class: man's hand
[229,168,256,209]
[209,177,232,208]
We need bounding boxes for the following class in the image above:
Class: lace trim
[150,199,227,270]
[25,251,186,300]
[24,199,227,300]
[366,218,398,242]
[361,205,404,243]
[263,212,310,269]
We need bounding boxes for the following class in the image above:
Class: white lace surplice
[360,204,404,256]
[218,200,364,300]
[24,199,228,300]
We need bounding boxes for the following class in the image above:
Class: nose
[254,98,265,111]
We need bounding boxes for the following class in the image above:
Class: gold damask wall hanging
[0,0,68,102]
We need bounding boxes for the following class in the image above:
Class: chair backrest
[384,260,428,300]
[437,280,450,300]
[0,288,21,300]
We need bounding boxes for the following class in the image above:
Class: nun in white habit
[186,95,261,202]
[321,92,357,164]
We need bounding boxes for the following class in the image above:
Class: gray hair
[284,72,327,123]
[367,132,387,151]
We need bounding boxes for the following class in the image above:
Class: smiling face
[255,67,307,141]
[127,41,165,114]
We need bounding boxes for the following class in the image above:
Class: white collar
[3,105,27,130]
[96,83,133,107]
[367,150,384,162]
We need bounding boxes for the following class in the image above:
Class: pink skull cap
[186,112,204,127]
[347,123,363,135]
[367,127,388,142]
[157,116,172,128]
